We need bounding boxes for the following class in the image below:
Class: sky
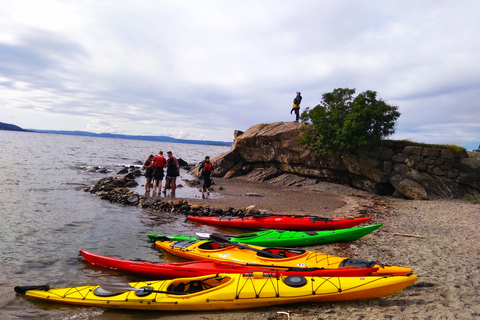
[1,1,479,149]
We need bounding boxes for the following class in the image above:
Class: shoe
[162,190,166,194]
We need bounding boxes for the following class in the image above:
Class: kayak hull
[79,249,379,278]
[16,272,418,311]
[187,215,371,230]
[147,224,383,247]
[155,239,413,276]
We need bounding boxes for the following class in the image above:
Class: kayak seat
[339,258,376,268]
[258,250,287,258]
[186,281,204,293]
[199,242,225,250]
[167,282,185,293]
[199,242,214,249]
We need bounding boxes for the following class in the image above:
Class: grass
[399,140,467,155]
[463,194,480,204]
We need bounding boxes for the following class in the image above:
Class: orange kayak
[155,239,413,276]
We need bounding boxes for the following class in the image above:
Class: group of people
[142,152,215,196]
[142,150,180,195]
[141,91,301,196]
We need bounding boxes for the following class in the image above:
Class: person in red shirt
[152,151,166,195]
[198,156,214,192]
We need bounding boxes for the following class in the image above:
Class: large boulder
[212,122,480,200]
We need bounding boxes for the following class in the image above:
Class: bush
[463,194,480,204]
[300,88,400,154]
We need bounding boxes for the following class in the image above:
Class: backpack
[154,156,165,167]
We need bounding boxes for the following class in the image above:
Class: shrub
[300,88,400,154]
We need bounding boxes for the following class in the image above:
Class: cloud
[0,1,479,149]
[85,119,119,134]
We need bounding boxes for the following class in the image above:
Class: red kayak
[79,249,378,278]
[187,215,371,230]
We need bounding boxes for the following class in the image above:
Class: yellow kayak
[15,272,418,311]
[155,238,413,276]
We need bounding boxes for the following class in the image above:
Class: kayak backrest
[339,258,376,268]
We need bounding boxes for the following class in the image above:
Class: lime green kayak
[147,224,382,247]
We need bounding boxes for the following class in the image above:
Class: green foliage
[463,194,480,204]
[300,88,400,154]
[399,140,467,155]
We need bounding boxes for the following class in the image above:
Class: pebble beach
[164,176,480,320]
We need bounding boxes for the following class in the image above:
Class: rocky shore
[85,170,479,320]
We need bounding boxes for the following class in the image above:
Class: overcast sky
[1,1,479,149]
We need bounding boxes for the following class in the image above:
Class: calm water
[0,131,231,319]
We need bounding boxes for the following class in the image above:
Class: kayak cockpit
[198,242,233,250]
[166,276,230,294]
[256,248,307,259]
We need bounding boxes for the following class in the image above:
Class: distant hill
[31,129,233,146]
[0,122,31,132]
[0,122,232,146]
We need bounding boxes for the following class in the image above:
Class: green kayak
[147,224,383,247]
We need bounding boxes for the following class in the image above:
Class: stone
[422,148,441,157]
[210,150,242,177]
[392,155,407,163]
[428,166,445,176]
[245,205,260,215]
[380,148,394,160]
[177,158,189,167]
[244,167,280,182]
[404,146,424,155]
[117,167,129,174]
[391,177,428,200]
[441,149,454,159]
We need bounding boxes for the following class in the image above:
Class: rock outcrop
[208,122,480,200]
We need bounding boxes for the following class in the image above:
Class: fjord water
[0,131,230,319]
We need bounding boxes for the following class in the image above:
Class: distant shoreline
[0,121,232,146]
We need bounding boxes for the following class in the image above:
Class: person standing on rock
[152,151,166,195]
[198,156,214,192]
[290,91,302,122]
[142,154,155,193]
[164,151,179,195]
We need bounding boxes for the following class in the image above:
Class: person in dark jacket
[163,151,179,195]
[198,156,214,192]
[142,154,155,193]
[290,91,302,122]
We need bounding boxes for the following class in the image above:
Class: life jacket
[203,162,213,172]
[154,156,165,167]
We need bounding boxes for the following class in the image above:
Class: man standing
[198,156,214,192]
[152,151,166,195]
[290,91,302,122]
[164,151,179,195]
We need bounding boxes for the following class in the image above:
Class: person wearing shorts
[164,151,179,195]
[152,151,166,195]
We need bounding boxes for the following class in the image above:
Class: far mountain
[0,121,31,132]
[1,122,232,146]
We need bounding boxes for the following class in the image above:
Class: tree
[299,88,400,154]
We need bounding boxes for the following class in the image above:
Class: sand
[165,177,480,320]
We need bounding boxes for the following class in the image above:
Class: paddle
[99,283,190,295]
[209,233,285,259]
